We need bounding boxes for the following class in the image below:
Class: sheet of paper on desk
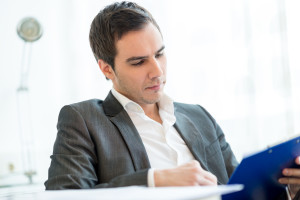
[35,184,243,200]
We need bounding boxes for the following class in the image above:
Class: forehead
[115,23,163,58]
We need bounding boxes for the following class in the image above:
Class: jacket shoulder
[59,99,105,119]
[70,99,104,108]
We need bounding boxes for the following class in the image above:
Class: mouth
[147,84,161,90]
[146,81,165,91]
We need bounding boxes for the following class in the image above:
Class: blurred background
[0,0,300,188]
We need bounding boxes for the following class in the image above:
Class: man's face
[110,22,167,106]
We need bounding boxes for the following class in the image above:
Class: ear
[98,59,115,80]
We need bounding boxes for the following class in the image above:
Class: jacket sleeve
[215,122,239,178]
[45,105,148,190]
[200,106,239,179]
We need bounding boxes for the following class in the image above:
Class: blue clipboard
[222,136,300,200]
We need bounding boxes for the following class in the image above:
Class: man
[45,1,300,199]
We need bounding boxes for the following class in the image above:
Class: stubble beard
[140,94,161,105]
[115,71,165,105]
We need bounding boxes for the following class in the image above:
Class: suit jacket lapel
[174,109,209,171]
[103,92,208,172]
[103,92,151,171]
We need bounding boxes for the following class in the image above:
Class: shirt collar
[111,88,175,116]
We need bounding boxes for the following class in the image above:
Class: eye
[131,60,144,66]
[155,52,164,58]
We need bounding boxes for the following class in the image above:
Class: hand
[154,160,217,187]
[278,156,300,199]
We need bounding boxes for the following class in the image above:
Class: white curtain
[160,0,300,159]
[0,0,299,185]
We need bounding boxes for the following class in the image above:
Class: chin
[141,96,161,104]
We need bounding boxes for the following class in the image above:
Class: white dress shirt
[111,88,195,186]
[111,89,293,198]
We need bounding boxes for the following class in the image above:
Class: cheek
[126,70,145,85]
[161,57,167,74]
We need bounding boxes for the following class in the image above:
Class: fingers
[279,168,300,185]
[154,160,218,187]
[279,177,300,185]
[185,160,217,186]
[200,168,218,185]
[283,168,300,177]
[278,156,300,185]
[280,156,300,179]
[196,175,217,186]
[184,160,202,168]
[295,156,300,165]
[277,156,300,198]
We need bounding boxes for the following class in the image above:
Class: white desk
[0,184,242,200]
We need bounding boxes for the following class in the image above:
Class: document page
[37,184,243,200]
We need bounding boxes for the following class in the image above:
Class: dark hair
[89,1,161,71]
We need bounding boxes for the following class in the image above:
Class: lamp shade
[17,17,43,42]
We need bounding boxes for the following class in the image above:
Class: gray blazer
[45,92,238,190]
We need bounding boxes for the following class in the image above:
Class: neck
[141,103,162,124]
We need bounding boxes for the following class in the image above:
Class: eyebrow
[126,45,165,63]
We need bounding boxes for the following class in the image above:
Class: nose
[149,58,163,79]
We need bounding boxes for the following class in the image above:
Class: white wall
[0,0,299,186]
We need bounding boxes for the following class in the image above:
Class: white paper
[0,184,243,200]
[38,185,243,200]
